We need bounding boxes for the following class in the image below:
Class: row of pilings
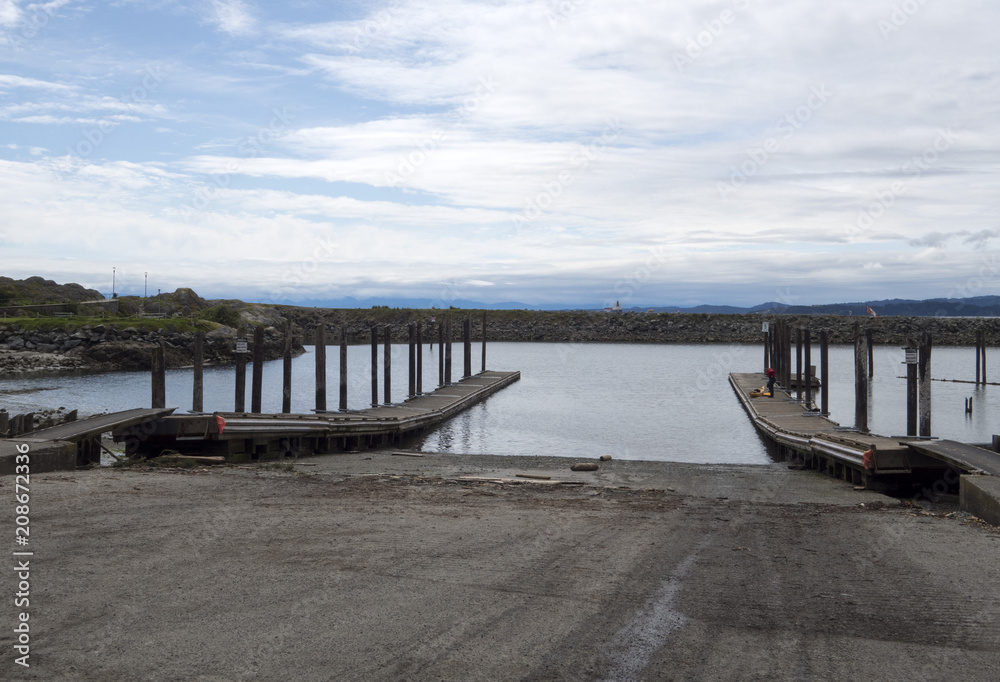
[151,313,489,414]
[763,320,937,437]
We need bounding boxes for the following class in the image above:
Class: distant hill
[0,276,103,306]
[628,297,1000,317]
[4,275,1000,317]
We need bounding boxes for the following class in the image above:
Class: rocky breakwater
[278,307,1000,346]
[480,312,1000,345]
[0,322,305,374]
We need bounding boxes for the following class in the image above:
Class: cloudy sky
[1,0,998,308]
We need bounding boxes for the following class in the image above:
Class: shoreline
[10,455,999,680]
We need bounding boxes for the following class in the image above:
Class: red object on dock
[863,447,875,470]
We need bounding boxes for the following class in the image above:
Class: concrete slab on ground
[961,474,1000,526]
[11,462,1000,681]
[0,438,76,475]
[291,450,894,506]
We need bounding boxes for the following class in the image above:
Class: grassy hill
[0,276,103,306]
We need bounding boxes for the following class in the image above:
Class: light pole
[112,267,116,298]
[157,288,161,314]
[144,273,147,299]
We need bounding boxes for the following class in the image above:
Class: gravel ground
[2,452,999,681]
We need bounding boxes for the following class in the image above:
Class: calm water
[1,342,996,463]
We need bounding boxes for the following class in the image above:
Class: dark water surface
[1,342,996,463]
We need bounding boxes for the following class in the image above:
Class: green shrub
[199,304,242,328]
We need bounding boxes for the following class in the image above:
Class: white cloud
[3,0,1000,305]
[208,0,256,37]
[0,0,21,27]
[0,74,74,91]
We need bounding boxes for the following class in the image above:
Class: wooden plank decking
[730,372,925,481]
[118,370,521,460]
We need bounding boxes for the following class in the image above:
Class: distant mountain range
[634,297,1000,317]
[5,275,1000,317]
[280,295,1000,316]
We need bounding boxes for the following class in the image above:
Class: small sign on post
[762,322,770,333]
[903,347,917,365]
[236,337,248,354]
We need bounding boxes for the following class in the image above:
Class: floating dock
[116,370,520,461]
[729,372,1000,489]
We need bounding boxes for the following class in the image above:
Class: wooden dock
[728,372,994,488]
[116,370,520,461]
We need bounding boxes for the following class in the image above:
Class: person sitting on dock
[766,368,776,398]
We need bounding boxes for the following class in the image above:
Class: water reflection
[1,342,996,463]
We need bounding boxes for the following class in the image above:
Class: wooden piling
[463,317,472,379]
[481,311,487,373]
[371,326,379,407]
[784,323,792,392]
[282,320,292,414]
[768,325,775,374]
[906,339,918,437]
[976,330,982,385]
[919,332,932,438]
[151,344,166,409]
[804,328,812,408]
[0,411,7,437]
[866,328,874,378]
[820,330,829,415]
[795,327,803,402]
[383,325,391,405]
[445,320,453,384]
[408,323,416,399]
[251,326,264,414]
[981,330,987,384]
[235,326,247,412]
[763,330,769,373]
[417,322,423,395]
[854,323,869,433]
[192,332,204,413]
[339,326,348,412]
[315,325,327,412]
[438,321,444,387]
[772,323,780,378]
